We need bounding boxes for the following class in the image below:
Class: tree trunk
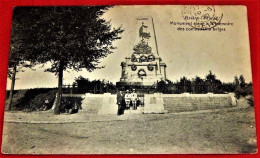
[54,60,64,114]
[6,66,17,111]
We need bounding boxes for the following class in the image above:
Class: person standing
[125,90,132,110]
[131,89,138,110]
[116,90,124,115]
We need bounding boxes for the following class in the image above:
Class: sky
[6,5,252,90]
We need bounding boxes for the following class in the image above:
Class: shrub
[26,90,57,111]
[6,90,28,110]
[235,85,253,99]
[6,88,57,111]
[7,88,86,113]
[247,96,254,107]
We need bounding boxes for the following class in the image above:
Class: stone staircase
[124,106,144,114]
[54,93,237,115]
[79,93,168,115]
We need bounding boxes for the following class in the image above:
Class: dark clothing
[117,104,124,115]
[117,92,123,104]
[117,92,125,115]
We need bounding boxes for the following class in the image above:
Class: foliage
[239,75,246,88]
[191,76,205,93]
[234,75,240,88]
[235,83,253,99]
[8,7,39,78]
[221,83,236,93]
[12,6,123,114]
[27,90,57,111]
[73,76,116,94]
[12,6,124,74]
[6,88,86,112]
[179,76,192,93]
[204,71,222,93]
[6,88,57,111]
[133,40,152,54]
[232,75,253,100]
[5,90,27,110]
[6,7,42,111]
[246,96,254,107]
[155,71,253,95]
[156,80,175,93]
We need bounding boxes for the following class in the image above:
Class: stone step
[124,107,144,114]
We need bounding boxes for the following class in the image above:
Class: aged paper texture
[2,5,256,154]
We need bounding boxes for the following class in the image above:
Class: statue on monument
[139,22,151,39]
[116,17,167,87]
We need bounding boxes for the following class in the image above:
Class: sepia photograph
[1,5,257,154]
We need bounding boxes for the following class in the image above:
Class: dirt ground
[1,103,257,154]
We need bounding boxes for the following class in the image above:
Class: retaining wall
[162,93,236,113]
[57,93,237,114]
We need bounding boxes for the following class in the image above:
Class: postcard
[1,5,257,154]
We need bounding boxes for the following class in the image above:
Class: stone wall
[162,93,236,113]
[65,93,237,114]
[80,93,117,114]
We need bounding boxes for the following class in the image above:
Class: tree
[205,70,216,83]
[6,8,38,111]
[205,71,222,93]
[73,76,90,94]
[6,49,30,111]
[12,6,123,114]
[191,76,204,93]
[194,76,204,84]
[239,75,246,88]
[157,80,167,93]
[179,76,192,93]
[234,75,240,88]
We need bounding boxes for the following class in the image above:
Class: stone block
[229,93,237,106]
[144,93,168,114]
[98,95,117,114]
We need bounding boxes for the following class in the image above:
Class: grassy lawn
[1,106,257,154]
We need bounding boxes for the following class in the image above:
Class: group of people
[116,89,140,115]
[60,97,82,114]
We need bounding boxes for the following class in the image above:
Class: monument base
[143,93,168,114]
[116,81,156,86]
[116,81,157,92]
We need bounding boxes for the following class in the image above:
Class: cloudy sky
[6,5,252,90]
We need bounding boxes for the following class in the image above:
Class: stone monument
[116,16,167,87]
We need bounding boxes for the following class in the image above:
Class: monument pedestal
[143,93,168,114]
[98,93,117,115]
[116,16,167,88]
